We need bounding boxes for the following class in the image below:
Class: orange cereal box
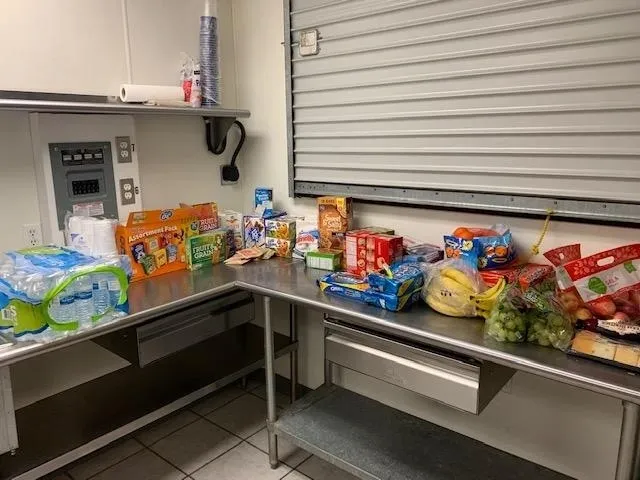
[180,202,219,233]
[116,208,199,282]
[318,196,352,234]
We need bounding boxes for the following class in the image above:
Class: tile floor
[51,380,358,480]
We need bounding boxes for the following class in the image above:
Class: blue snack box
[363,288,422,312]
[255,187,274,215]
[367,263,424,296]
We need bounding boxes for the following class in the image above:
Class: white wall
[231,1,638,479]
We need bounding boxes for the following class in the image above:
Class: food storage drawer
[324,319,513,414]
[96,291,254,367]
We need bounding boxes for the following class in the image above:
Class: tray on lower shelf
[274,385,571,480]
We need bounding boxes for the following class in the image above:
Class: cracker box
[186,231,227,270]
[116,208,199,282]
[265,217,296,240]
[244,216,266,248]
[346,227,395,276]
[266,237,294,258]
[367,234,403,272]
[219,210,244,250]
[318,196,352,237]
[181,202,219,233]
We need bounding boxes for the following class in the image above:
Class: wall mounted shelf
[0,90,250,152]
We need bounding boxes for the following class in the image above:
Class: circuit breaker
[31,114,143,245]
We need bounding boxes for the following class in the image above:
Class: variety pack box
[346,227,395,276]
[180,202,219,233]
[186,230,227,270]
[116,208,199,281]
[219,210,244,251]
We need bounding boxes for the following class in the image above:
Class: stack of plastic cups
[200,0,220,107]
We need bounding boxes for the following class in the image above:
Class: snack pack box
[306,249,342,271]
[367,234,403,272]
[244,216,266,248]
[116,208,199,282]
[181,202,219,233]
[219,210,244,251]
[186,231,227,270]
[346,227,394,276]
[368,263,424,296]
[266,237,294,258]
[265,217,296,240]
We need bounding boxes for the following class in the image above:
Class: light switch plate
[119,178,136,205]
[116,136,132,163]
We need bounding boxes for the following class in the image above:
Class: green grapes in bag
[484,284,528,343]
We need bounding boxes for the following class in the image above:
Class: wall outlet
[22,224,43,247]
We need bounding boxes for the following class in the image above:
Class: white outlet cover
[22,224,43,247]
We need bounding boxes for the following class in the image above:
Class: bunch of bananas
[425,267,505,318]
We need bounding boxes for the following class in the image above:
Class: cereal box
[181,202,219,233]
[265,217,296,240]
[318,196,352,236]
[346,227,395,276]
[116,207,199,282]
[214,228,236,258]
[266,237,294,258]
[255,187,273,215]
[244,216,266,248]
[219,210,244,250]
[367,234,403,272]
[186,231,227,270]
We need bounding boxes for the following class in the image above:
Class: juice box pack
[116,208,199,282]
[346,227,395,276]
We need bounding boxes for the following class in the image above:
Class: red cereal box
[367,234,403,273]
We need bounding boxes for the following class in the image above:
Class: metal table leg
[263,296,279,469]
[289,304,298,403]
[615,401,640,480]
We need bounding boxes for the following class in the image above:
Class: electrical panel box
[31,114,143,245]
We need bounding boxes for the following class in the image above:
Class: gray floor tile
[149,419,241,474]
[42,473,72,480]
[251,385,291,408]
[68,438,143,480]
[191,442,290,480]
[190,386,246,416]
[297,456,359,480]
[136,410,200,446]
[247,427,311,468]
[283,472,312,480]
[206,394,268,439]
[90,449,183,480]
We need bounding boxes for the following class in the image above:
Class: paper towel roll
[119,84,184,103]
[92,219,118,257]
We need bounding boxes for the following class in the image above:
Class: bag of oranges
[444,224,517,270]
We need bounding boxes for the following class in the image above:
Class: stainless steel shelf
[274,385,571,480]
[0,90,250,118]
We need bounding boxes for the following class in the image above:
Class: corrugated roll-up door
[285,0,640,223]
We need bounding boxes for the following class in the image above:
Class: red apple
[630,290,640,310]
[589,298,617,319]
[614,311,631,322]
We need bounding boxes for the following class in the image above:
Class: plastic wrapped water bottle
[56,287,76,324]
[92,273,110,315]
[74,276,94,327]
[108,276,121,308]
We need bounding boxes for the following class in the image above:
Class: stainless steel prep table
[233,259,640,480]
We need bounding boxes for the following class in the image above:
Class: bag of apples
[548,244,640,340]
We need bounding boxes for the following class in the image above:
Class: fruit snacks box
[116,208,199,282]
[367,234,403,272]
[266,237,294,258]
[346,227,395,276]
[318,196,352,235]
[219,210,244,251]
[265,217,297,240]
[244,216,266,248]
[180,202,218,233]
[186,231,227,270]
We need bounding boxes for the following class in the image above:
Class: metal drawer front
[137,291,254,367]
[325,319,513,414]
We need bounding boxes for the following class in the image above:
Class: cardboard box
[265,217,296,240]
[186,231,227,270]
[116,208,199,282]
[219,210,244,250]
[266,237,294,258]
[364,234,403,272]
[346,227,395,276]
[244,216,266,248]
[318,196,352,238]
[181,202,219,233]
[306,249,342,271]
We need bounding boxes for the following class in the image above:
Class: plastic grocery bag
[484,269,573,350]
[0,246,130,341]
[422,259,484,317]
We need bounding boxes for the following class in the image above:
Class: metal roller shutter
[285,0,640,223]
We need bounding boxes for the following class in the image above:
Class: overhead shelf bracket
[204,116,236,154]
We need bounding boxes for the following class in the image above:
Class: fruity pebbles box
[116,208,199,282]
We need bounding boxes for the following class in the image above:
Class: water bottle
[108,276,121,309]
[55,287,76,324]
[74,276,94,327]
[92,273,110,315]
